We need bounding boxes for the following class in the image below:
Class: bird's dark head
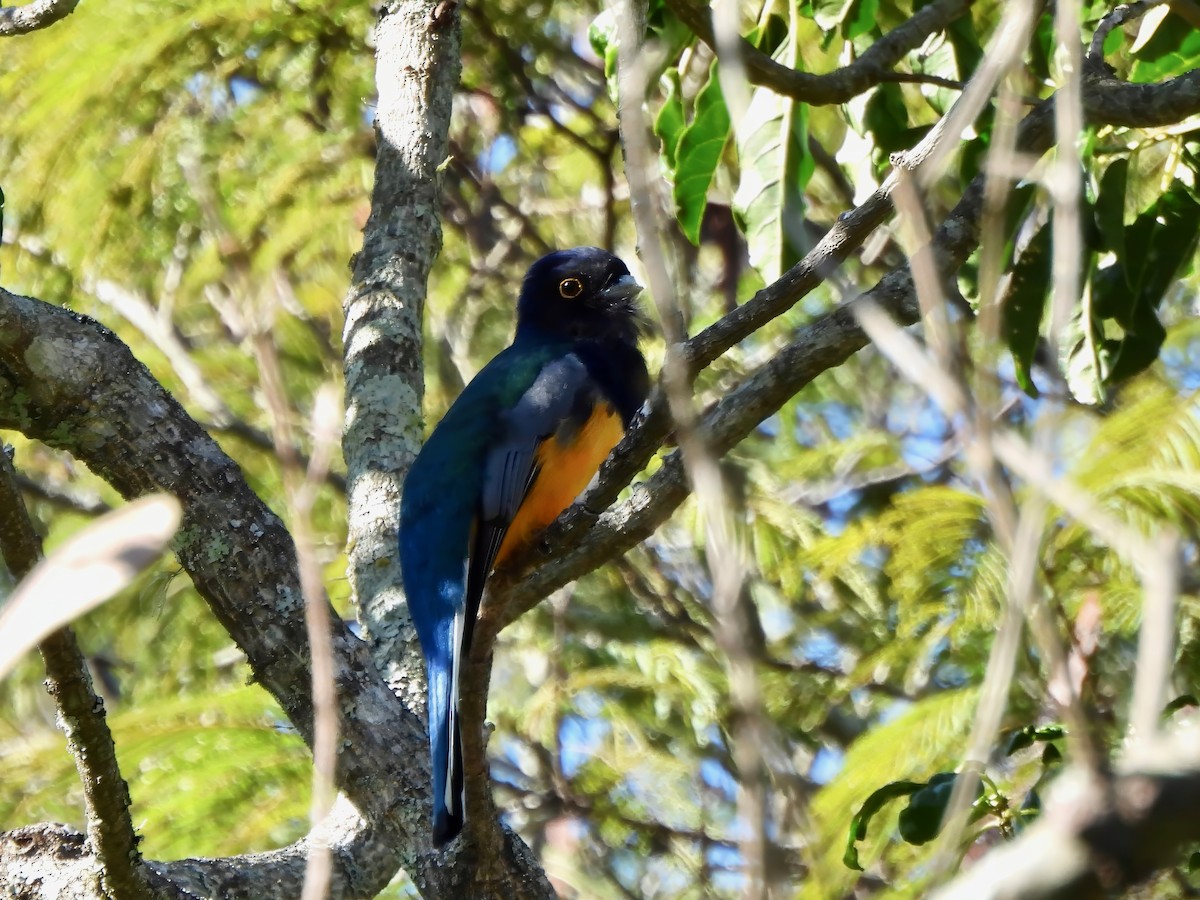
[515,247,647,346]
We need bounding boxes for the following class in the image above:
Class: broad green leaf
[655,69,685,170]
[733,9,815,282]
[814,0,879,38]
[1003,723,1066,755]
[1062,298,1107,405]
[1163,694,1199,719]
[896,772,960,845]
[645,0,695,64]
[945,15,983,79]
[587,10,620,101]
[1129,18,1200,83]
[844,780,925,869]
[1002,222,1051,396]
[1093,158,1128,259]
[1091,182,1200,385]
[673,64,731,245]
[864,83,930,163]
[843,0,880,41]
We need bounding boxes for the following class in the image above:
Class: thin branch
[617,2,772,894]
[7,233,348,494]
[1087,0,1169,65]
[14,471,113,516]
[0,450,157,900]
[252,311,341,900]
[666,0,975,105]
[0,0,80,36]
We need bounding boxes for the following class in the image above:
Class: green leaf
[1062,281,1106,404]
[864,83,930,159]
[646,0,694,60]
[897,772,960,845]
[945,15,983,79]
[1004,723,1066,755]
[1090,181,1200,385]
[655,70,685,171]
[1041,742,1063,766]
[844,779,925,870]
[895,771,991,846]
[814,0,878,39]
[1002,222,1051,397]
[864,83,907,153]
[1163,694,1199,719]
[587,10,620,100]
[673,64,731,245]
[843,0,880,40]
[1093,158,1128,258]
[732,11,814,282]
[1014,788,1042,833]
[1129,19,1200,83]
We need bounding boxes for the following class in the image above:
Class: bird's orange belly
[494,404,624,567]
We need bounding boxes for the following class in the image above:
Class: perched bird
[399,247,650,846]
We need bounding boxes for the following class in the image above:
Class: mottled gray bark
[0,0,80,37]
[342,0,456,708]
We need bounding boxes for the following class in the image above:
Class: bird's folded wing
[464,353,590,611]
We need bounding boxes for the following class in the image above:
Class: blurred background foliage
[1,0,1199,896]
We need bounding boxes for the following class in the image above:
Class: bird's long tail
[427,610,466,846]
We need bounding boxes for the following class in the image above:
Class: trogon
[399,247,650,846]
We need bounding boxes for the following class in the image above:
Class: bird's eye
[558,277,584,299]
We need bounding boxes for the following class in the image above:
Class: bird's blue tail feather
[426,637,464,846]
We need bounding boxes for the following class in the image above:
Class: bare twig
[252,309,341,900]
[615,0,773,894]
[1129,535,1180,741]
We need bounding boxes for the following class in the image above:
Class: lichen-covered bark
[342,0,460,708]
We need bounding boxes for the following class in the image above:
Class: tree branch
[341,0,459,697]
[666,0,975,105]
[0,799,409,899]
[0,287,423,897]
[0,450,158,899]
[340,0,555,894]
[0,0,80,36]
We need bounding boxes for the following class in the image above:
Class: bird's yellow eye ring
[558,277,584,299]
